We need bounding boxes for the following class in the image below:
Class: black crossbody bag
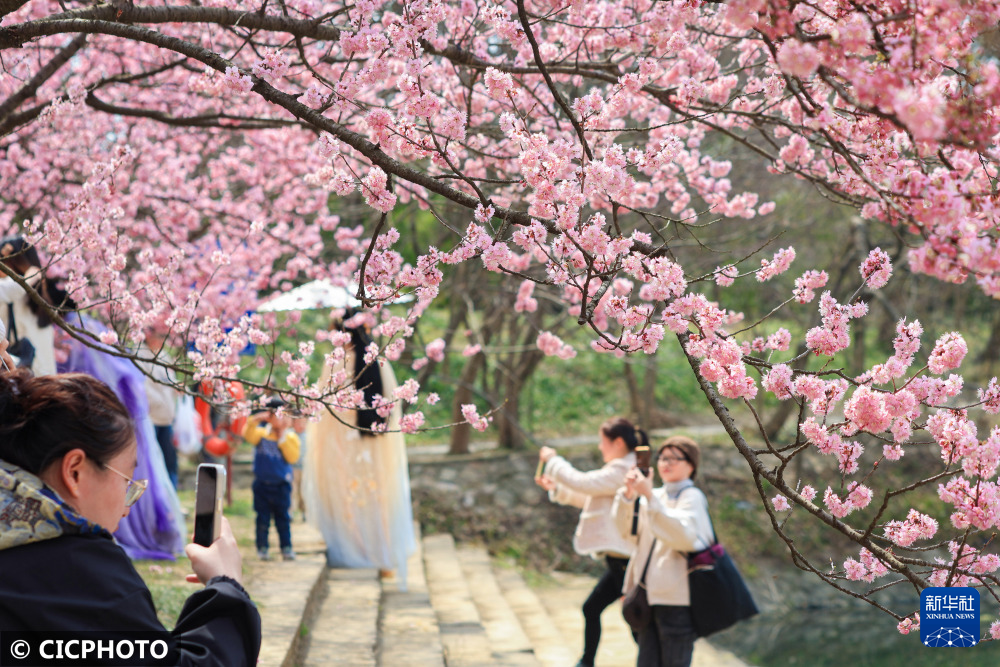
[7,303,36,369]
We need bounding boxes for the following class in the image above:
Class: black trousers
[636,605,696,667]
[581,555,629,665]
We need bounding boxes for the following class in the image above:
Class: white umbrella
[257,279,362,312]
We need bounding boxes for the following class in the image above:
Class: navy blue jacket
[0,531,261,666]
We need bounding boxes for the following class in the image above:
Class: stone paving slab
[378,522,445,667]
[249,519,327,667]
[536,570,751,667]
[493,566,576,667]
[422,533,495,666]
[456,545,539,665]
[303,568,380,667]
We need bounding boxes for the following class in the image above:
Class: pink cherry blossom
[928,332,968,375]
[859,248,892,289]
[776,40,822,78]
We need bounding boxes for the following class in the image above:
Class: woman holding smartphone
[0,355,261,665]
[613,436,714,667]
[536,417,647,667]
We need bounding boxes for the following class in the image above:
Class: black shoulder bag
[622,538,656,633]
[684,488,759,637]
[7,303,36,369]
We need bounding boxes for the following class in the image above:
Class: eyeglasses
[102,463,148,507]
[658,456,689,465]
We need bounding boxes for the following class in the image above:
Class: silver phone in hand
[193,463,226,546]
[0,318,7,370]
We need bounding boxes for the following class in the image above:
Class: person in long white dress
[303,312,415,587]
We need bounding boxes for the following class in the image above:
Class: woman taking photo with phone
[0,236,56,374]
[613,435,714,667]
[536,417,646,667]
[0,349,261,666]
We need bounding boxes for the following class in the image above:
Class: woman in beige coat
[536,417,647,667]
[613,436,714,667]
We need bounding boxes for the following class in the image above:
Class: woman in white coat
[536,417,647,667]
[613,436,714,667]
[0,237,57,375]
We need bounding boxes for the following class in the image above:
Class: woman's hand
[185,516,244,585]
[538,446,557,463]
[0,339,14,373]
[535,474,556,491]
[624,466,653,499]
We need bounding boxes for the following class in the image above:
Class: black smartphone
[635,445,651,475]
[193,463,226,547]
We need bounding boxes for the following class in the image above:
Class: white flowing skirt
[302,359,415,586]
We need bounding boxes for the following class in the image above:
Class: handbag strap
[638,538,657,585]
[6,303,17,343]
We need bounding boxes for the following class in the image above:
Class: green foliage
[134,563,190,630]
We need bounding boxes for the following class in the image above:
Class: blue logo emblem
[920,587,979,647]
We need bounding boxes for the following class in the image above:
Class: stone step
[422,533,495,666]
[536,570,636,667]
[456,546,540,666]
[493,565,577,667]
[378,522,445,667]
[535,570,751,667]
[301,568,381,666]
[252,521,328,667]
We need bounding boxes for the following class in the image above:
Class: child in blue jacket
[243,398,300,561]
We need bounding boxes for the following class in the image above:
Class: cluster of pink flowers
[399,412,426,434]
[460,404,490,432]
[928,332,968,375]
[897,614,919,635]
[776,40,822,78]
[859,248,892,289]
[251,49,290,83]
[884,509,939,547]
[483,67,515,100]
[805,292,867,356]
[537,331,577,360]
[222,66,253,95]
[755,247,796,282]
[842,548,893,583]
[793,270,828,304]
[361,166,397,213]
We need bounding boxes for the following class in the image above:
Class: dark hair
[335,308,385,436]
[600,417,648,452]
[0,369,135,474]
[0,235,75,328]
[657,435,701,481]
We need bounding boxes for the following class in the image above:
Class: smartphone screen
[193,464,225,547]
[635,445,651,474]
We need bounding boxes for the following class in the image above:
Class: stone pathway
[247,521,751,667]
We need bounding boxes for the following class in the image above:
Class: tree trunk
[448,352,484,455]
[496,390,526,450]
[623,362,642,419]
